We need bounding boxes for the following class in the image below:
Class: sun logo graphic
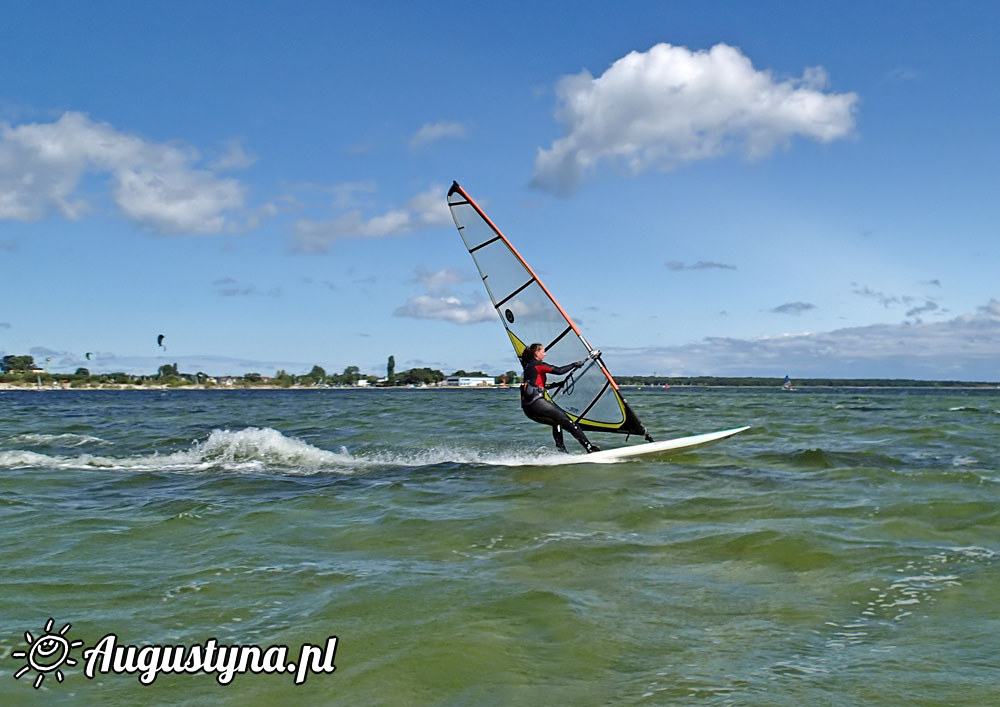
[11,618,84,689]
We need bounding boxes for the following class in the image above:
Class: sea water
[0,388,997,704]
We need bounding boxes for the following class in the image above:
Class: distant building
[445,376,494,387]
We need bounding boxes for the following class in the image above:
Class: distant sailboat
[783,375,794,391]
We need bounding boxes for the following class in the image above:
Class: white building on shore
[445,375,495,387]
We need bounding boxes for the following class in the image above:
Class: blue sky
[1,1,998,380]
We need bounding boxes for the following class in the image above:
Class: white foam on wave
[0,427,357,475]
[193,427,358,472]
[8,432,110,447]
[0,427,600,475]
[766,545,998,682]
[947,406,1000,415]
[834,547,996,634]
[355,446,618,468]
[951,455,979,467]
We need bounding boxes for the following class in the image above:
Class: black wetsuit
[521,358,596,452]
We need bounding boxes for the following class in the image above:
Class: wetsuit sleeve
[547,362,579,375]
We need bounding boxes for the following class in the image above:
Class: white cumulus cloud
[532,43,859,195]
[394,267,492,325]
[0,111,252,234]
[293,184,453,252]
[394,294,496,324]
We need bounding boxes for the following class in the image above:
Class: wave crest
[0,427,356,475]
[0,426,610,475]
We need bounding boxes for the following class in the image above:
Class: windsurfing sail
[447,181,651,440]
[783,375,793,391]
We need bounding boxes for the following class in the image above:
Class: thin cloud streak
[852,283,910,309]
[667,261,736,271]
[212,277,280,298]
[410,121,467,148]
[292,185,453,252]
[905,300,939,318]
[771,302,816,315]
[413,267,468,292]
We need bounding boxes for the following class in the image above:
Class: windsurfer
[520,343,601,453]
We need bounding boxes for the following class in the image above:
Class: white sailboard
[559,426,751,463]
[447,181,748,456]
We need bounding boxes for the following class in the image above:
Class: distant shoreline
[2,383,997,392]
[0,383,516,391]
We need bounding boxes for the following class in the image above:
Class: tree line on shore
[0,355,520,388]
[3,355,995,389]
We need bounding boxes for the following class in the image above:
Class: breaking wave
[0,427,606,476]
[0,428,354,475]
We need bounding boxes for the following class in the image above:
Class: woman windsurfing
[520,343,601,453]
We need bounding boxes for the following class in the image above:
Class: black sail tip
[448,181,461,196]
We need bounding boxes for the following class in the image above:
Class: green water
[1,388,997,704]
